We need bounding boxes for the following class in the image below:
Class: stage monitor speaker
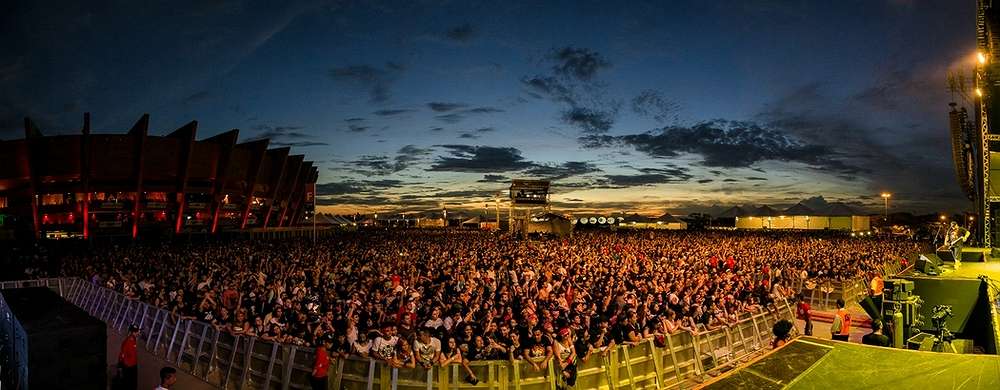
[936,249,954,261]
[858,296,882,321]
[917,254,941,275]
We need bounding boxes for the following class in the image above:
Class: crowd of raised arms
[3,230,922,384]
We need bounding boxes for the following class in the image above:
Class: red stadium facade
[0,114,319,240]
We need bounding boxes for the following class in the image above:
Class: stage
[701,337,1000,389]
[927,261,1000,280]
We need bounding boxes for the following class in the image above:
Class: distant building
[0,114,318,240]
[726,202,870,232]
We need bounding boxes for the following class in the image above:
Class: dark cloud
[396,144,432,163]
[478,174,509,183]
[269,141,328,147]
[631,89,680,123]
[184,90,211,103]
[723,178,739,182]
[350,155,406,175]
[464,107,504,114]
[600,174,685,187]
[561,107,616,134]
[521,76,576,105]
[329,62,405,103]
[349,145,432,176]
[580,120,865,175]
[698,179,714,183]
[373,108,415,116]
[475,127,495,133]
[435,113,464,123]
[524,161,601,180]
[428,102,467,112]
[316,182,364,195]
[429,145,536,173]
[429,127,445,132]
[344,117,365,123]
[746,177,768,181]
[247,124,326,147]
[458,133,479,139]
[348,124,369,132]
[444,23,477,42]
[549,47,611,81]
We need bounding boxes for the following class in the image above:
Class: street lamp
[880,193,891,223]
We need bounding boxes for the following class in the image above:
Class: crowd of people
[12,229,921,384]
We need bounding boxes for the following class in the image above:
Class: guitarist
[947,222,970,270]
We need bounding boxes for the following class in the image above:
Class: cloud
[429,145,536,173]
[580,120,865,175]
[631,89,680,123]
[373,108,415,116]
[316,179,404,196]
[475,127,495,132]
[561,107,616,134]
[348,145,432,176]
[246,124,327,147]
[329,62,405,103]
[458,133,479,139]
[433,106,505,123]
[521,76,577,105]
[746,177,768,181]
[269,141,328,147]
[478,174,509,183]
[429,127,445,132]
[428,102,467,112]
[344,117,365,123]
[184,90,211,103]
[698,179,714,183]
[348,124,369,132]
[445,23,477,42]
[435,113,464,123]
[464,107,504,114]
[524,161,601,180]
[600,174,686,187]
[548,47,611,81]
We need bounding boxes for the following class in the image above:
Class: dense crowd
[15,230,921,383]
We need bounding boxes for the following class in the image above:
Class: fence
[0,278,797,389]
[789,259,906,311]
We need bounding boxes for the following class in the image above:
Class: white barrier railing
[0,278,797,389]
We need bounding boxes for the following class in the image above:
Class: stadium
[0,114,319,240]
[4,2,1000,390]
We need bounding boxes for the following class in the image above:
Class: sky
[0,0,980,216]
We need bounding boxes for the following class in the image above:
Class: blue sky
[0,0,978,214]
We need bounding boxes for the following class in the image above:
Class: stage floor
[702,337,1000,389]
[913,261,1000,281]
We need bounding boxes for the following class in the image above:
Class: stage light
[940,215,947,221]
[851,232,856,237]
[978,51,988,65]
[598,217,607,224]
[976,88,984,97]
[970,216,975,221]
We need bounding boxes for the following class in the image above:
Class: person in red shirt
[118,325,139,390]
[725,256,735,271]
[709,255,719,271]
[311,335,334,390]
[796,294,813,336]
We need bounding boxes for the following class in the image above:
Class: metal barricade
[1,278,800,390]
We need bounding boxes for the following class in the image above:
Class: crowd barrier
[789,260,905,311]
[0,278,797,389]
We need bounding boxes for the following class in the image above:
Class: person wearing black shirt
[862,320,891,347]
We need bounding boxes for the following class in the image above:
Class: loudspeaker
[936,249,954,261]
[917,254,941,275]
[858,296,882,321]
[0,288,107,389]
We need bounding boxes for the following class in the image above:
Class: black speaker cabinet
[0,287,107,390]
[917,254,941,275]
